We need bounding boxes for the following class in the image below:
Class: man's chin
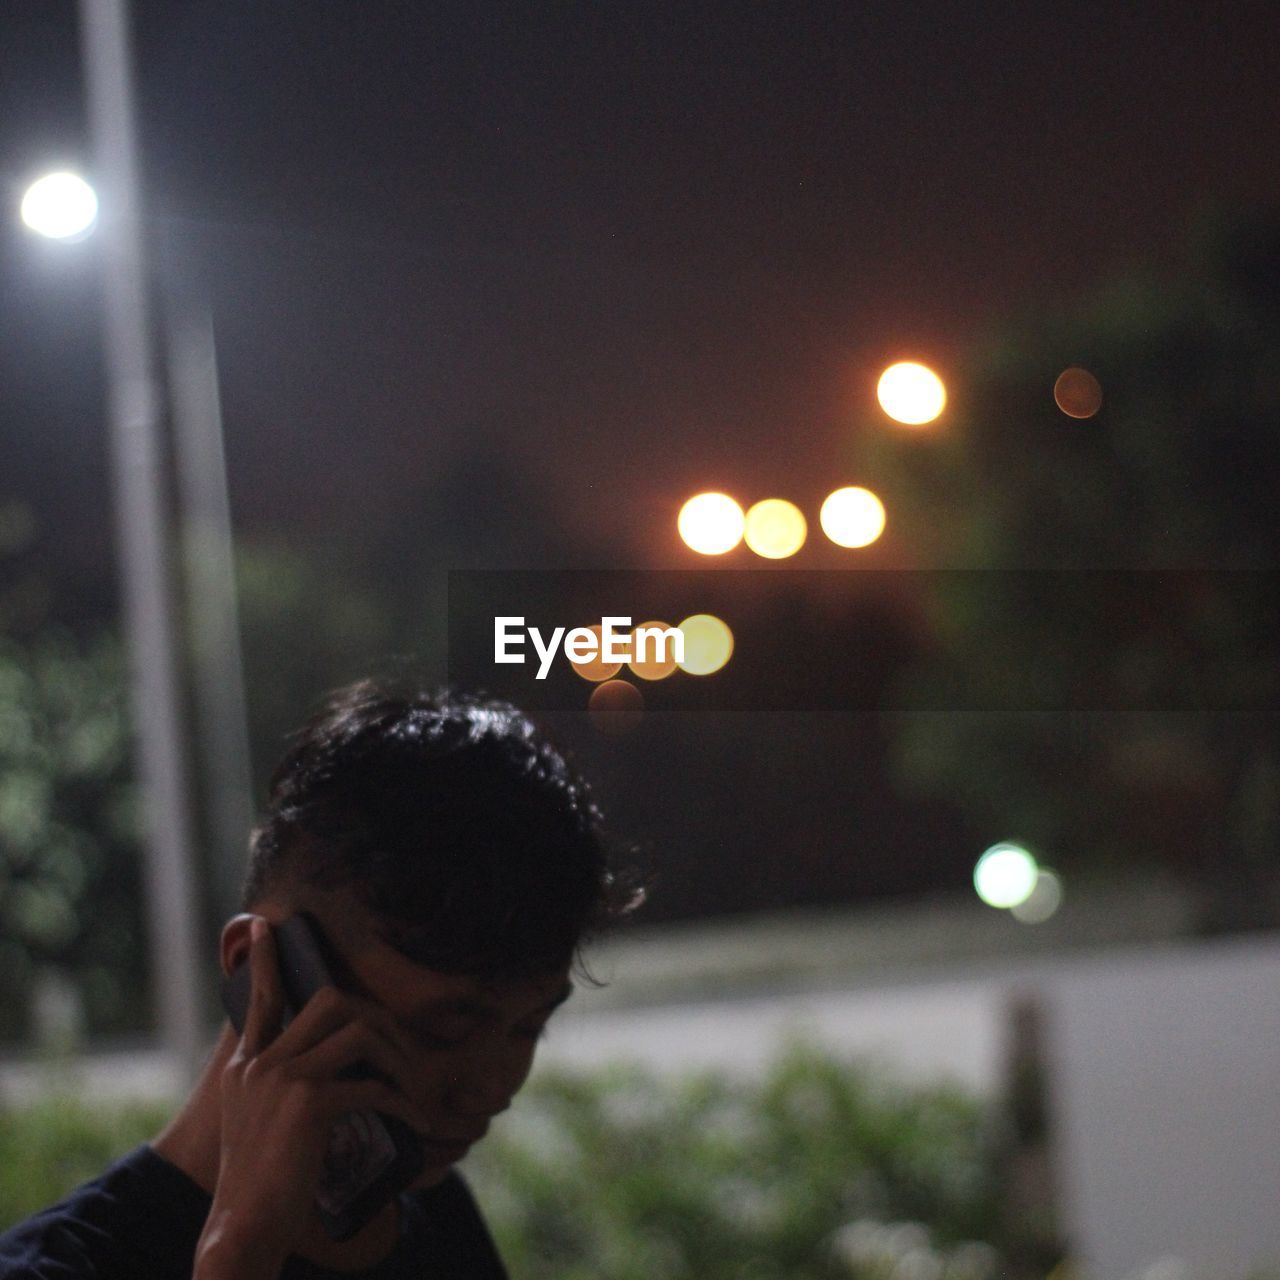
[409,1163,453,1190]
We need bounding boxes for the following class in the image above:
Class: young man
[0,680,637,1279]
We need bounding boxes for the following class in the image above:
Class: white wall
[545,933,1280,1280]
[1044,938,1280,1280]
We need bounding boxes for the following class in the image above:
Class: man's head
[241,678,632,980]
[222,679,639,1184]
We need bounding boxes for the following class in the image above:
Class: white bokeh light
[20,172,99,241]
[973,842,1039,909]
[1010,869,1064,924]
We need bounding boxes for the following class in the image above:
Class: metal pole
[78,0,206,1085]
[165,291,256,925]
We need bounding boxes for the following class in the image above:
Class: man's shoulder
[0,1144,210,1280]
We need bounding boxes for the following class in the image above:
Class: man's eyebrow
[408,981,575,1023]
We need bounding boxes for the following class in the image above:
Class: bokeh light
[1010,869,1064,924]
[588,678,644,734]
[744,498,807,559]
[1053,367,1103,419]
[876,361,946,425]
[568,624,624,683]
[973,842,1039,909]
[628,619,679,681]
[819,487,886,548]
[677,492,745,555]
[677,614,733,675]
[20,172,98,241]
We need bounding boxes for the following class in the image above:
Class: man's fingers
[327,1079,432,1137]
[241,916,285,1057]
[234,937,424,1124]
[286,1016,420,1105]
[259,984,410,1072]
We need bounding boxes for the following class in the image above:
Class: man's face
[277,889,573,1188]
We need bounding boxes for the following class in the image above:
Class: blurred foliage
[0,1046,1028,1278]
[0,501,148,1043]
[0,1091,170,1228]
[856,212,1280,927]
[234,538,401,804]
[0,1063,1273,1279]
[464,1043,1023,1280]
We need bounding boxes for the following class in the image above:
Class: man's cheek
[410,1163,452,1190]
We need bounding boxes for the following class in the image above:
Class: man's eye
[410,1024,470,1048]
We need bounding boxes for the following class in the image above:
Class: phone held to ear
[219,913,426,1241]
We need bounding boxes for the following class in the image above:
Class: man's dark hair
[242,679,640,980]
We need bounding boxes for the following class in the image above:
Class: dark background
[2,2,1279,1019]
[5,2,1280,578]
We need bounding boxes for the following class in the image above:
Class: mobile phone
[219,912,426,1241]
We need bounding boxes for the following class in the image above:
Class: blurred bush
[0,497,149,1043]
[0,1091,169,1227]
[0,1047,1011,1275]
[464,1043,1011,1280]
[0,629,147,1043]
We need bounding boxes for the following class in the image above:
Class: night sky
[4,0,1279,569]
[2,2,1279,919]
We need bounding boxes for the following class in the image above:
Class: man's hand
[194,916,429,1280]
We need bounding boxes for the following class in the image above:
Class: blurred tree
[234,536,398,798]
[857,211,1280,928]
[0,500,147,1043]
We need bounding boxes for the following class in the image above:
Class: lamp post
[22,198,258,997]
[20,3,264,1089]
[61,0,206,1084]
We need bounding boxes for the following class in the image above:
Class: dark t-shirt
[0,1144,508,1279]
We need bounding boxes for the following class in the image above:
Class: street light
[20,162,256,932]
[820,486,886,549]
[678,491,746,555]
[877,361,947,426]
[7,0,219,1086]
[19,171,99,241]
[743,498,807,559]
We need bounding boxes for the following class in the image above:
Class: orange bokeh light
[588,679,644,734]
[568,624,625,683]
[744,498,807,559]
[627,620,679,681]
[1054,367,1103,419]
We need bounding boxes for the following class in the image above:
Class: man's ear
[219,913,259,978]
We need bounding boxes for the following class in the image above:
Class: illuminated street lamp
[21,100,255,965]
[20,171,99,240]
[9,0,223,1084]
[678,491,745,555]
[877,361,946,425]
[973,842,1039,909]
[744,498,806,559]
[677,614,734,675]
[820,486,886,548]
